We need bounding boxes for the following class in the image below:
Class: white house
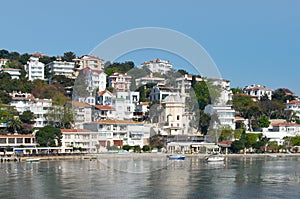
[285,100,300,118]
[60,129,100,153]
[72,101,92,129]
[83,120,150,148]
[135,74,166,87]
[113,91,139,120]
[24,56,45,81]
[243,84,272,100]
[46,60,75,78]
[0,58,8,68]
[208,78,233,104]
[204,105,236,130]
[9,91,52,128]
[1,68,21,79]
[0,134,37,152]
[94,105,115,120]
[149,84,176,103]
[80,67,107,92]
[96,90,114,105]
[141,58,172,74]
[108,73,132,92]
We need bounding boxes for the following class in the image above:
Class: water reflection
[0,157,300,198]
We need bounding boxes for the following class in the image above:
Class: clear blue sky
[1,0,300,95]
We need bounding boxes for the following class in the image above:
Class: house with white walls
[243,84,272,100]
[24,56,45,81]
[141,58,172,75]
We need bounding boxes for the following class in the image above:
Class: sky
[1,0,300,95]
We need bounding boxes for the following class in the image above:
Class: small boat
[205,154,224,162]
[118,150,130,155]
[168,155,185,160]
[26,158,40,163]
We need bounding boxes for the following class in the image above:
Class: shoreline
[7,152,299,162]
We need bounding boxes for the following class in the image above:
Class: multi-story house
[285,100,300,119]
[83,120,150,148]
[9,91,52,128]
[149,84,176,103]
[204,104,236,130]
[176,74,203,94]
[94,105,115,120]
[135,74,166,88]
[72,101,92,129]
[0,134,37,154]
[60,129,99,153]
[208,78,233,104]
[80,67,107,92]
[46,60,75,78]
[24,56,45,81]
[96,90,114,105]
[141,58,172,74]
[108,73,132,92]
[114,91,139,120]
[73,55,104,71]
[243,84,272,101]
[0,68,21,79]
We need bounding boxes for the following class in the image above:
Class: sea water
[0,156,300,199]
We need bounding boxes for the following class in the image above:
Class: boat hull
[168,155,185,160]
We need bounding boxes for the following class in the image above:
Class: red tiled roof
[97,120,144,125]
[94,105,115,110]
[61,129,92,133]
[72,101,91,108]
[0,134,35,138]
[273,122,300,127]
[97,90,113,96]
[286,100,300,105]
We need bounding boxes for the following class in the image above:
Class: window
[0,138,6,143]
[177,115,180,120]
[25,138,31,143]
[8,138,15,144]
[17,138,23,143]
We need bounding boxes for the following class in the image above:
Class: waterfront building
[0,134,37,154]
[60,129,99,153]
[46,60,75,78]
[141,58,172,74]
[83,120,150,148]
[73,55,104,71]
[0,68,21,79]
[135,74,166,87]
[108,73,132,92]
[243,84,272,100]
[24,56,45,81]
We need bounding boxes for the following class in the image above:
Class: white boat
[26,158,40,163]
[205,154,224,162]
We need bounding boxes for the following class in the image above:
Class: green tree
[231,87,243,94]
[272,88,297,103]
[219,127,233,141]
[257,115,270,128]
[232,94,256,117]
[122,145,131,151]
[62,51,76,62]
[19,110,35,124]
[0,91,12,104]
[7,118,22,134]
[231,140,245,153]
[142,145,151,152]
[35,126,62,147]
[149,134,165,149]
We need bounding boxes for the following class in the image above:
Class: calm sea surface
[1,156,300,199]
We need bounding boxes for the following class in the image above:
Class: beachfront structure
[114,91,139,120]
[141,59,172,75]
[149,84,176,103]
[108,73,132,92]
[204,105,236,130]
[285,100,300,119]
[0,134,37,153]
[24,56,45,81]
[73,55,104,71]
[60,129,100,153]
[46,60,75,78]
[72,101,92,129]
[9,91,52,128]
[135,74,166,87]
[0,68,21,79]
[83,120,150,148]
[243,84,272,101]
[175,74,203,94]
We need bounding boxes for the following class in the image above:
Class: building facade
[243,84,272,100]
[108,73,132,92]
[46,60,75,78]
[73,55,104,71]
[24,56,45,81]
[141,59,172,74]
